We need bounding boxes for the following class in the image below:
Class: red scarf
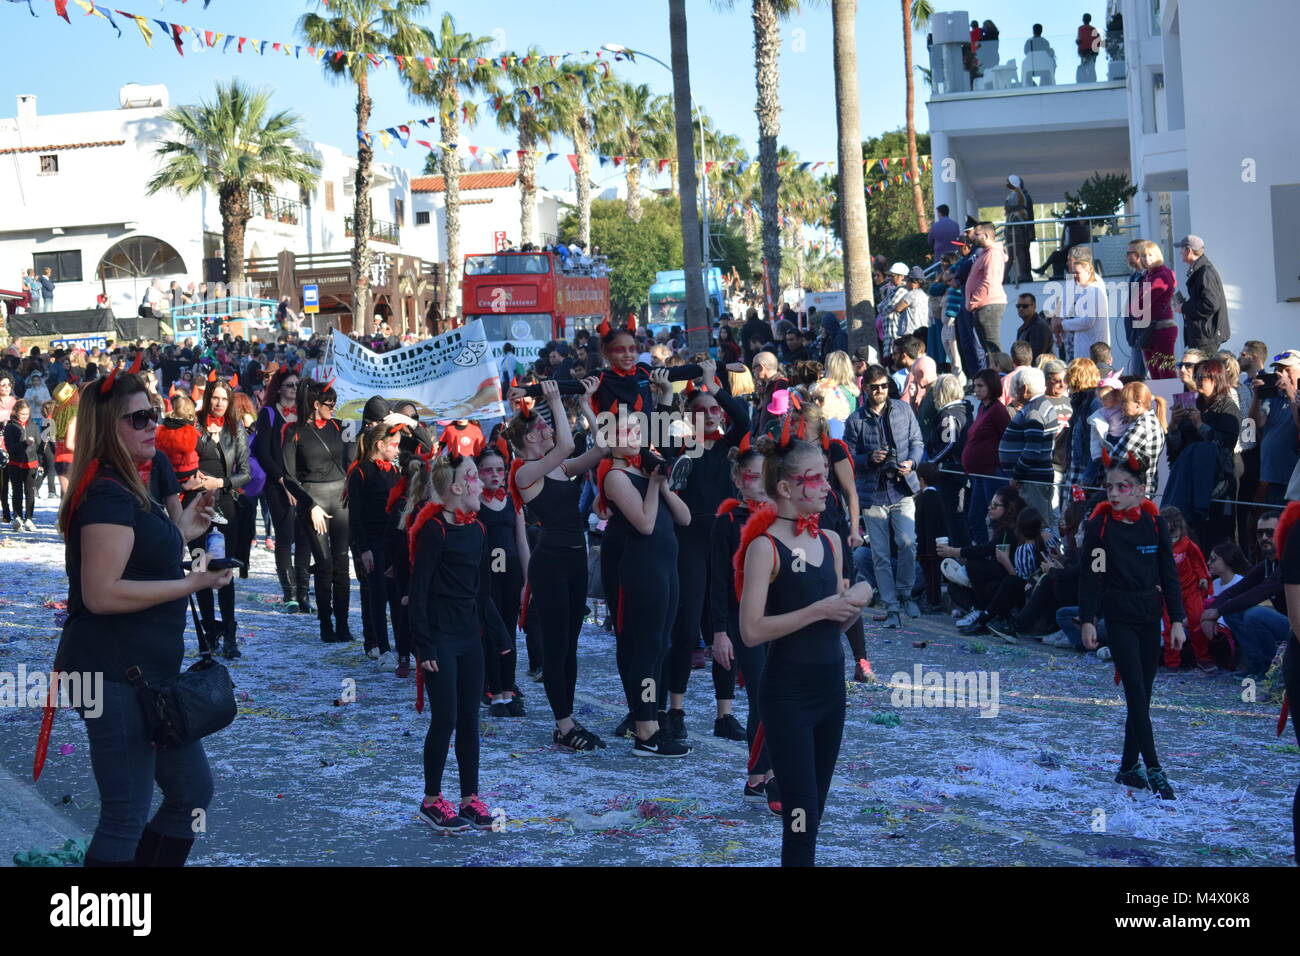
[744,499,766,513]
[609,364,639,378]
[375,459,395,473]
[314,417,330,429]
[705,430,725,442]
[617,454,643,471]
[789,513,821,537]
[481,487,507,502]
[136,459,154,486]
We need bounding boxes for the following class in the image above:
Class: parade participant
[0,375,15,527]
[502,379,608,752]
[477,445,529,717]
[737,430,872,866]
[602,411,693,757]
[253,366,310,612]
[4,400,41,530]
[660,360,751,742]
[1275,501,1300,863]
[409,453,509,831]
[347,425,402,667]
[711,437,780,811]
[1079,450,1186,799]
[57,368,233,866]
[282,379,354,643]
[191,375,251,660]
[389,457,433,679]
[230,392,262,578]
[51,382,78,497]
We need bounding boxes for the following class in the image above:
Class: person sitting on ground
[1200,511,1289,679]
[1207,540,1249,594]
[1159,506,1216,674]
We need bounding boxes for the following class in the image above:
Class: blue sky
[2,0,1096,192]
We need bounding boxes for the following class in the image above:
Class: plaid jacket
[1108,409,1166,496]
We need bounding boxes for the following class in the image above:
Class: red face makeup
[606,335,638,371]
[479,459,506,489]
[791,467,829,507]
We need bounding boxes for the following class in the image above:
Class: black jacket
[1182,256,1228,352]
[195,422,251,520]
[1016,313,1054,361]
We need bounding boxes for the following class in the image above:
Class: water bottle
[205,527,226,561]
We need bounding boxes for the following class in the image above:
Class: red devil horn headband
[738,432,751,454]
[596,318,612,337]
[1100,446,1114,468]
[207,369,218,383]
[127,352,144,376]
[779,412,791,449]
[625,314,637,332]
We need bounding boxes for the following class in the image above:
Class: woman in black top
[347,425,402,665]
[1166,358,1241,551]
[253,366,310,612]
[737,432,872,866]
[283,379,354,643]
[57,370,232,866]
[503,379,608,751]
[1079,451,1186,800]
[192,376,251,660]
[4,399,41,529]
[477,446,529,717]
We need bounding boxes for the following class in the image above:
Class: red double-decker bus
[461,251,610,368]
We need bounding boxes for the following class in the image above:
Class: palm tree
[668,0,709,350]
[542,61,604,248]
[404,14,497,323]
[146,80,321,291]
[831,0,876,351]
[902,0,929,233]
[495,48,560,246]
[595,80,657,222]
[641,95,678,197]
[299,0,428,331]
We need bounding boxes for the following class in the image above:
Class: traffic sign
[303,284,320,314]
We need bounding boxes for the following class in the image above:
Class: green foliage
[827,128,934,265]
[711,221,754,283]
[560,198,685,317]
[1062,172,1138,229]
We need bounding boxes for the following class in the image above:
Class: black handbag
[126,596,236,749]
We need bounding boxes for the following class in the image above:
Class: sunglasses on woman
[121,407,161,430]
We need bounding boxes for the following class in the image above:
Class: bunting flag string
[6,0,621,75]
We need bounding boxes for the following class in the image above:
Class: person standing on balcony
[968,20,982,83]
[1052,246,1110,363]
[39,268,55,313]
[1174,236,1229,354]
[1133,240,1178,379]
[1076,14,1101,83]
[979,20,1000,69]
[1004,175,1035,287]
[1023,24,1057,87]
[964,223,1008,362]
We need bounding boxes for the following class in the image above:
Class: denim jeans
[1056,606,1107,650]
[80,679,214,862]
[852,544,921,598]
[863,496,916,610]
[1221,606,1291,673]
[965,474,1008,546]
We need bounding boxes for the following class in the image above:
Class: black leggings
[422,638,484,799]
[360,544,400,656]
[300,480,350,619]
[190,520,236,636]
[668,521,712,699]
[267,484,309,601]
[7,466,35,521]
[529,544,586,721]
[40,443,57,495]
[387,529,413,661]
[615,547,678,723]
[1109,617,1163,770]
[0,466,9,521]
[761,662,845,867]
[233,492,257,573]
[1282,635,1300,865]
[484,559,523,695]
[730,617,770,776]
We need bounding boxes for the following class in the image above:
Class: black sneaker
[459,797,496,830]
[555,724,607,752]
[613,712,636,738]
[763,776,782,816]
[526,666,544,683]
[1114,765,1148,789]
[666,708,687,741]
[986,619,1018,643]
[1146,767,1176,800]
[713,714,745,741]
[632,729,691,758]
[506,697,526,717]
[668,455,693,492]
[743,780,768,804]
[418,798,471,833]
[488,700,511,718]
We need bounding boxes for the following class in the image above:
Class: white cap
[889,262,909,276]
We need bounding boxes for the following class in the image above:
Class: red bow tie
[451,508,477,525]
[375,459,394,473]
[314,418,330,429]
[792,513,821,537]
[705,430,725,442]
[207,417,225,429]
[609,365,639,378]
[620,454,642,471]
[1110,504,1146,522]
[482,487,507,502]
[279,404,298,422]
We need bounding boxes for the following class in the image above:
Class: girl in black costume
[477,444,529,717]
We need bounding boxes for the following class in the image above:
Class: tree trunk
[903,0,927,234]
[219,184,249,292]
[669,0,709,352]
[352,73,374,336]
[832,0,876,353]
[518,120,538,245]
[753,0,782,313]
[575,115,593,247]
[625,134,643,222]
[442,90,463,325]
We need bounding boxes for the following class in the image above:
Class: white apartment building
[410,170,560,258]
[0,84,425,317]
[927,0,1300,352]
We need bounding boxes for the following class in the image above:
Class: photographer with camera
[843,365,924,629]
[1249,350,1300,507]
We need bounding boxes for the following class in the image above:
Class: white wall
[412,185,560,264]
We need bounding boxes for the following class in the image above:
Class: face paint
[607,335,638,371]
[792,468,829,504]
[479,459,506,488]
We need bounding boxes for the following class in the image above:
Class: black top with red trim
[522,474,585,550]
[710,499,749,625]
[282,419,347,507]
[347,459,399,554]
[1078,501,1185,626]
[763,530,843,668]
[407,510,510,660]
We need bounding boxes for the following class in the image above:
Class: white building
[927,0,1300,352]
[411,170,560,258]
[0,84,425,320]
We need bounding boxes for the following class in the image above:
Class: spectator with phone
[1250,350,1300,505]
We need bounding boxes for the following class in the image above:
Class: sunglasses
[1257,527,1277,537]
[867,382,890,392]
[1177,362,1197,369]
[121,407,161,431]
[317,401,336,409]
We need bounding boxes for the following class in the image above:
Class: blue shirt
[1259,396,1299,485]
[927,216,961,257]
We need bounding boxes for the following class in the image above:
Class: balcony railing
[345,216,400,245]
[252,194,306,227]
[928,27,1126,97]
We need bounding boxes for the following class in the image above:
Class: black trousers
[359,543,400,656]
[422,637,484,799]
[615,547,678,723]
[1109,617,1163,770]
[667,521,712,699]
[762,661,845,867]
[6,466,35,521]
[267,483,309,601]
[233,493,257,575]
[529,544,586,721]
[300,480,350,623]
[484,557,523,695]
[729,617,770,777]
[1282,635,1300,865]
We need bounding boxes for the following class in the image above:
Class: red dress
[1162,534,1211,667]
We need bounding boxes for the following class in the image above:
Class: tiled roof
[411,170,519,192]
[0,140,125,156]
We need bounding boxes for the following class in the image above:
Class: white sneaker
[956,609,981,628]
[10,519,21,532]
[23,519,35,532]
[1097,646,1112,662]
[377,651,398,671]
[941,558,972,588]
[366,647,380,661]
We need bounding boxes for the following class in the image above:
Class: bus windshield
[464,254,551,277]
